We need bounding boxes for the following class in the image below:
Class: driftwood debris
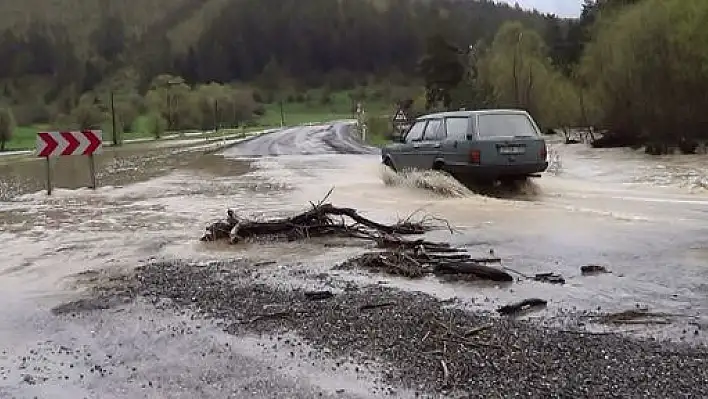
[533,272,566,285]
[201,195,512,283]
[338,248,513,282]
[304,291,334,301]
[596,308,673,325]
[201,202,430,244]
[435,262,513,282]
[581,265,611,276]
[497,298,548,316]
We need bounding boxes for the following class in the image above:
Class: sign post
[391,107,411,139]
[45,156,52,195]
[36,130,103,195]
[88,154,97,189]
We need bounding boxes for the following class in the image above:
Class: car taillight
[539,145,547,160]
[469,149,481,164]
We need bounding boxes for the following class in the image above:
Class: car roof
[417,109,530,120]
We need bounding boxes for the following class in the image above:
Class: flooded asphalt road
[1,122,708,397]
[225,124,708,337]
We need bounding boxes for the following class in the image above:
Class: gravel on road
[55,259,708,398]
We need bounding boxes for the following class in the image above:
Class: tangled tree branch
[201,202,440,244]
[200,195,512,282]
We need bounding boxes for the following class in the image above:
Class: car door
[417,118,445,169]
[440,116,473,168]
[395,120,427,170]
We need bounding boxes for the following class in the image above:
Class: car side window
[405,121,427,143]
[423,119,445,141]
[445,117,470,140]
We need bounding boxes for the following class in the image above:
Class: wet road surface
[227,122,378,157]
[219,124,708,336]
[2,123,708,397]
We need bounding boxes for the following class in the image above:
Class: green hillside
[0,0,568,150]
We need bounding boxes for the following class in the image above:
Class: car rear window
[477,113,538,138]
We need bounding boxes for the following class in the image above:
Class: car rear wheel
[498,175,528,186]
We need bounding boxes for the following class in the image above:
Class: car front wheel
[382,158,397,172]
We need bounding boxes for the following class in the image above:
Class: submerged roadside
[0,132,268,201]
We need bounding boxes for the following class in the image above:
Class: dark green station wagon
[381,109,549,184]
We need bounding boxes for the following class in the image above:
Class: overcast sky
[503,0,583,17]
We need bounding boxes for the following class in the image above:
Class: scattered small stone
[21,374,36,385]
[50,259,708,398]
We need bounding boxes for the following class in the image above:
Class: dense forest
[0,0,705,153]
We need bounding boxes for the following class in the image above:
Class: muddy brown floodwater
[1,123,708,397]
[220,127,708,342]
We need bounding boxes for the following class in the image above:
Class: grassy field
[259,102,352,127]
[3,93,394,152]
[364,115,396,147]
[6,125,47,151]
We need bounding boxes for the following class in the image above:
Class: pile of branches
[201,203,434,244]
[201,191,512,282]
[201,188,446,243]
[338,241,512,282]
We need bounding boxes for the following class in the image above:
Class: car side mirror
[397,136,406,143]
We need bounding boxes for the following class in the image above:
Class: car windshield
[477,113,538,138]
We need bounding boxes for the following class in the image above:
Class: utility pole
[213,98,219,136]
[110,90,118,146]
[165,80,182,134]
[357,102,366,142]
[167,93,173,133]
[513,32,524,108]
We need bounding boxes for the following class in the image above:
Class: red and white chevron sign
[36,130,103,157]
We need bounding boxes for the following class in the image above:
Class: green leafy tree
[319,86,333,105]
[193,83,260,130]
[69,94,106,130]
[256,57,286,96]
[145,74,194,131]
[0,0,563,128]
[146,112,167,139]
[579,0,708,151]
[473,21,583,130]
[418,34,465,110]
